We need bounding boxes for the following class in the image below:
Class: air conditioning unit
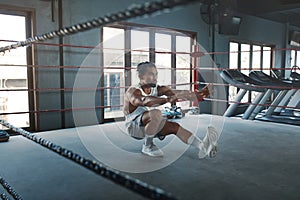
[218,16,242,35]
[290,30,300,46]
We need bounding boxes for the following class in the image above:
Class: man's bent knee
[142,109,162,125]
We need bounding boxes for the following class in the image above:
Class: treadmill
[271,70,300,117]
[248,71,300,126]
[220,70,267,118]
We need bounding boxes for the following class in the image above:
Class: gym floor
[0,114,299,200]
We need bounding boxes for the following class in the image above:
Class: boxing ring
[1,115,300,199]
[0,0,300,199]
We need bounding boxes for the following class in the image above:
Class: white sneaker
[142,144,164,157]
[198,126,218,159]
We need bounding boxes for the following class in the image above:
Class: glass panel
[155,33,171,86]
[131,30,149,85]
[291,50,296,68]
[251,45,262,101]
[240,44,250,75]
[290,50,300,73]
[176,36,191,109]
[229,42,238,69]
[262,46,271,75]
[240,44,250,103]
[103,27,125,118]
[228,42,239,103]
[296,51,300,69]
[0,14,28,128]
[252,45,261,70]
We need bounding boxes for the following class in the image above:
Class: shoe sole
[0,137,9,142]
[209,146,217,158]
[141,151,164,157]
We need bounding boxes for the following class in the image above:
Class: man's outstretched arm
[127,88,175,107]
[159,84,212,102]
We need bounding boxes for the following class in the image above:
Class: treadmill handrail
[220,70,267,92]
[249,71,294,89]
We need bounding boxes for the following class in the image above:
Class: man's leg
[159,122,218,158]
[142,109,192,141]
[142,109,208,158]
[140,109,165,157]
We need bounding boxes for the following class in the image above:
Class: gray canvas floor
[0,114,299,200]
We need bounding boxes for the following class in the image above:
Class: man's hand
[195,84,213,102]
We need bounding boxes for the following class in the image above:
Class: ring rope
[204,97,300,110]
[0,0,199,53]
[0,120,178,200]
[2,40,300,61]
[0,81,200,93]
[1,80,299,94]
[1,97,299,117]
[2,39,300,55]
[0,98,298,117]
[0,194,9,200]
[0,63,298,73]
[0,177,22,200]
[0,104,125,116]
[0,193,10,200]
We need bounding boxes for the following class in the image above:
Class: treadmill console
[252,71,270,82]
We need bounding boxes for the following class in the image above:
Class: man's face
[139,66,158,86]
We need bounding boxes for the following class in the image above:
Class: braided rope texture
[0,193,11,200]
[0,0,199,53]
[0,120,177,200]
[0,177,22,200]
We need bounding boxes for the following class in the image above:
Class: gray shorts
[125,107,148,139]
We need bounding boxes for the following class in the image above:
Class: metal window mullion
[295,50,298,66]
[149,30,155,63]
[236,43,241,95]
[238,43,241,71]
[99,28,104,124]
[248,44,253,102]
[124,28,131,87]
[25,11,37,131]
[260,45,263,71]
[270,46,275,72]
[58,0,65,129]
[191,36,195,92]
[249,44,253,71]
[171,34,176,89]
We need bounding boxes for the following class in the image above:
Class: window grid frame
[101,22,197,122]
[229,40,275,103]
[0,6,35,132]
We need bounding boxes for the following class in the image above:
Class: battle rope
[0,177,22,200]
[0,120,177,200]
[0,0,199,53]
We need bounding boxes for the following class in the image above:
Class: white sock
[144,134,154,147]
[187,135,203,150]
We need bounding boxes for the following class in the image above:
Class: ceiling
[234,0,300,27]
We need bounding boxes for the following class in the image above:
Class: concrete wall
[0,0,295,130]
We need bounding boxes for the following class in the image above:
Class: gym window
[0,8,34,130]
[291,50,300,70]
[101,23,197,120]
[228,41,274,104]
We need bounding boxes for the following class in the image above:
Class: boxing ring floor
[0,114,299,200]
